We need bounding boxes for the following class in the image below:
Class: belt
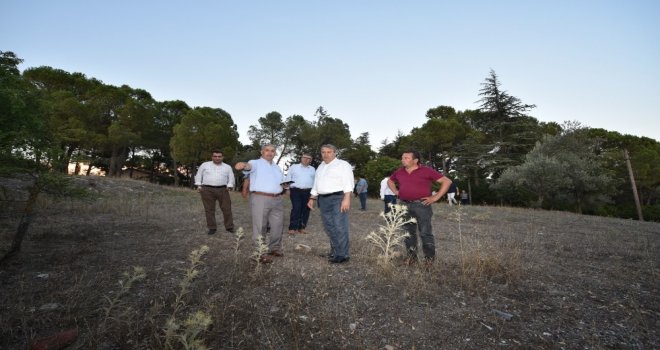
[291,187,312,191]
[251,191,282,197]
[401,199,423,203]
[319,191,344,197]
[202,185,227,188]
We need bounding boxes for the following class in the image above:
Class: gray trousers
[249,194,284,251]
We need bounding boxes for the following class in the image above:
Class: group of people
[195,145,455,266]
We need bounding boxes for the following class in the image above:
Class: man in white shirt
[307,144,354,264]
[285,154,316,234]
[379,176,397,213]
[194,150,235,235]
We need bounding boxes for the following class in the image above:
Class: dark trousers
[319,193,350,259]
[383,194,397,213]
[288,188,311,230]
[402,201,435,260]
[200,187,234,230]
[358,192,368,210]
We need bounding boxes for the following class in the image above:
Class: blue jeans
[402,201,435,260]
[288,188,311,230]
[318,193,350,258]
[358,192,368,210]
[383,194,397,213]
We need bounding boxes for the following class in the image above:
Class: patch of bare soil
[0,176,658,349]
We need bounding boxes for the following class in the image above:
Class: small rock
[492,309,514,320]
[39,303,62,311]
[294,244,312,253]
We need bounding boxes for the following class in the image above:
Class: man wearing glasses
[285,154,316,235]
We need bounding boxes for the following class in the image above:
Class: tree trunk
[0,181,41,265]
[150,156,156,183]
[172,158,179,186]
[109,146,128,177]
[624,149,644,221]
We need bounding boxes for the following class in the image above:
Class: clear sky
[2,0,659,147]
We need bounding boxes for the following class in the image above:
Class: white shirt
[194,161,235,188]
[285,163,316,189]
[380,177,395,199]
[310,158,354,196]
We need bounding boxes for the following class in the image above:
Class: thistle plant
[251,236,269,273]
[165,245,210,350]
[365,203,415,266]
[101,266,146,321]
[180,311,213,350]
[172,245,209,316]
[165,311,213,350]
[233,227,245,267]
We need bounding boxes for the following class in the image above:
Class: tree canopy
[2,52,658,220]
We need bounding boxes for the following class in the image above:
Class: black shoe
[226,228,235,233]
[329,256,350,264]
[207,229,217,235]
[319,253,334,259]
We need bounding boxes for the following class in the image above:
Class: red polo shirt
[389,165,443,201]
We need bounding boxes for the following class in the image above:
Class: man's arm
[387,179,398,196]
[227,164,235,188]
[194,163,205,191]
[422,176,452,205]
[241,177,250,199]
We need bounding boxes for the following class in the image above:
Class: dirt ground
[0,176,658,349]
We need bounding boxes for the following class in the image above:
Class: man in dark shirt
[388,150,452,266]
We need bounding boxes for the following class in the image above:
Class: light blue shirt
[244,158,284,194]
[356,178,368,194]
[285,163,316,189]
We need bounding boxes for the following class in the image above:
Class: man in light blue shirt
[285,154,316,234]
[355,175,368,211]
[235,144,287,264]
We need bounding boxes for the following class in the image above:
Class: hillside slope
[1,176,658,349]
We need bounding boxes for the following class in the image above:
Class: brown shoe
[298,229,308,234]
[268,250,284,257]
[423,259,434,270]
[287,230,297,235]
[402,257,418,266]
[259,254,273,264]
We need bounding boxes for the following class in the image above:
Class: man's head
[211,150,224,164]
[301,153,312,166]
[320,144,337,164]
[260,144,277,162]
[401,149,421,169]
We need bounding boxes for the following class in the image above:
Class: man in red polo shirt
[388,150,452,266]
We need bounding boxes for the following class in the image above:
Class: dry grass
[0,176,658,349]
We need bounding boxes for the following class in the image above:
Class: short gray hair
[320,144,337,153]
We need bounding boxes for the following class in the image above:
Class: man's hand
[341,193,351,212]
[234,162,248,171]
[421,196,437,206]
